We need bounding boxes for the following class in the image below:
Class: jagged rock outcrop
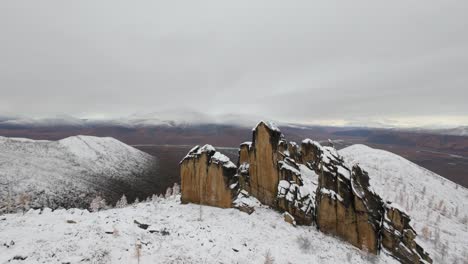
[238,122,283,206]
[301,139,383,253]
[238,122,314,225]
[180,145,238,208]
[179,121,432,263]
[382,203,432,264]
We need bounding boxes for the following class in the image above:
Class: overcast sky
[0,1,467,126]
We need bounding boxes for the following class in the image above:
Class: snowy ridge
[0,197,400,264]
[340,144,468,263]
[0,136,158,213]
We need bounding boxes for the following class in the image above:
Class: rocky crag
[180,121,432,264]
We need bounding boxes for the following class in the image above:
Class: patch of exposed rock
[179,121,432,263]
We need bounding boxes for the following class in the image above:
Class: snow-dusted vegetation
[0,194,400,264]
[0,136,158,213]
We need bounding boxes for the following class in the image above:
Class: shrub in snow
[421,226,431,240]
[165,187,173,199]
[172,183,180,196]
[112,226,120,237]
[89,196,107,212]
[18,193,31,214]
[151,194,159,203]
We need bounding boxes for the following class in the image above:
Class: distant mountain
[0,112,266,129]
[0,136,159,213]
[434,126,468,136]
[0,115,86,128]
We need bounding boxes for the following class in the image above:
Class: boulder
[283,212,296,226]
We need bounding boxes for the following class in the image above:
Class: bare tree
[18,193,31,214]
[0,169,13,213]
[434,227,441,246]
[440,241,448,261]
[264,250,275,264]
[135,239,142,264]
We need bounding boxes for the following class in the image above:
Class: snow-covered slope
[0,136,158,213]
[340,144,468,264]
[0,196,399,264]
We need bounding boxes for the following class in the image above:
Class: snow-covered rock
[181,122,436,263]
[0,136,158,213]
[340,144,468,264]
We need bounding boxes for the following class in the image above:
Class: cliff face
[179,122,432,263]
[238,122,314,224]
[301,139,383,253]
[180,145,238,208]
[382,203,433,264]
[238,122,282,206]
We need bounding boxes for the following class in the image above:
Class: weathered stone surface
[238,121,283,206]
[180,145,238,208]
[302,139,431,262]
[238,121,314,225]
[276,157,314,225]
[302,139,380,252]
[382,203,433,264]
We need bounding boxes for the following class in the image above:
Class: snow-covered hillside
[0,136,158,213]
[0,196,400,264]
[340,144,468,264]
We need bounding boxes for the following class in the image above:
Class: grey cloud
[0,0,467,125]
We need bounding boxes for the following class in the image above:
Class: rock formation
[180,121,432,263]
[238,122,283,207]
[180,145,238,208]
[382,203,433,264]
[302,139,383,253]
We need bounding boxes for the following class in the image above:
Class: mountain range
[0,135,159,213]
